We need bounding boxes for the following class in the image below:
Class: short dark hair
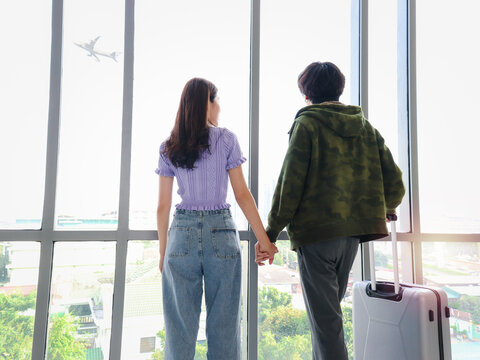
[297,62,345,104]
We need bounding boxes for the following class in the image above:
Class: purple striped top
[155,127,246,210]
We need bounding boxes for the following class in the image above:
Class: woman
[156,78,277,359]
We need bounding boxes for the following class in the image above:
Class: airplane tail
[110,52,119,62]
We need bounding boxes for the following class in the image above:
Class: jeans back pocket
[211,228,240,259]
[167,227,190,257]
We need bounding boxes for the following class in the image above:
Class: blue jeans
[162,209,242,360]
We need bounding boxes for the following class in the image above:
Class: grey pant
[297,236,360,360]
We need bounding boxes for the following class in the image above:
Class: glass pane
[121,240,248,359]
[417,0,480,233]
[46,242,116,359]
[258,0,352,224]
[130,0,250,230]
[0,242,40,359]
[258,241,357,359]
[422,242,480,359]
[55,0,125,230]
[0,2,51,229]
[368,0,409,232]
[372,240,408,283]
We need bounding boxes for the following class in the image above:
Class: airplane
[74,36,121,62]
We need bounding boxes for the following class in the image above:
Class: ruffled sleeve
[155,142,175,177]
[224,129,247,170]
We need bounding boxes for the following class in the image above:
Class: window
[258,0,352,224]
[129,0,250,230]
[2,1,480,359]
[54,0,125,230]
[121,240,249,359]
[45,242,116,359]
[0,242,40,359]
[422,242,480,357]
[0,1,51,230]
[258,243,359,360]
[416,0,480,234]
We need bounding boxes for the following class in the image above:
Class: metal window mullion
[247,0,260,359]
[351,0,370,280]
[109,0,135,359]
[0,230,43,241]
[397,0,415,283]
[406,0,423,285]
[31,0,63,358]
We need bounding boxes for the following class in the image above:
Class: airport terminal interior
[1,0,479,359]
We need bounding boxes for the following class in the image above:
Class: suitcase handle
[370,214,400,295]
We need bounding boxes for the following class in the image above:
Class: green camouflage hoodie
[266,103,405,250]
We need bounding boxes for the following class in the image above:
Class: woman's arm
[157,175,174,272]
[228,165,278,264]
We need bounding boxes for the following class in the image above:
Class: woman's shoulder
[209,126,237,141]
[159,139,169,152]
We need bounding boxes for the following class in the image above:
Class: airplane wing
[92,53,100,61]
[89,36,101,48]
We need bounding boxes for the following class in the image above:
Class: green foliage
[151,286,355,360]
[273,255,284,266]
[0,250,9,283]
[374,250,388,267]
[261,306,309,341]
[342,306,354,359]
[46,314,86,360]
[194,342,207,359]
[151,329,207,360]
[259,286,354,360]
[259,332,311,360]
[450,295,480,324]
[0,292,35,360]
[258,287,292,323]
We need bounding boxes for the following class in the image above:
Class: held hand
[255,241,278,265]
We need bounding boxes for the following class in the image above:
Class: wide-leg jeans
[162,209,242,360]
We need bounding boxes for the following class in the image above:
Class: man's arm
[266,121,311,242]
[376,130,405,213]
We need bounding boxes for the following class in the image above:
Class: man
[259,61,405,359]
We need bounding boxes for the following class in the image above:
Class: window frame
[2,1,480,359]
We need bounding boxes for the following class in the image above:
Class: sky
[1,0,480,234]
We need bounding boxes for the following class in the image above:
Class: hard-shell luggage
[353,215,452,360]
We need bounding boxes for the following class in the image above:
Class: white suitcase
[353,216,452,360]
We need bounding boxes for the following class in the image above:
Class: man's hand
[255,241,278,266]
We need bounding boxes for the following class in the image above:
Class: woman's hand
[255,241,278,266]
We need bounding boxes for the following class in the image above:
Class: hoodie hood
[295,103,365,138]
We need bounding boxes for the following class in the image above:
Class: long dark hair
[164,78,218,169]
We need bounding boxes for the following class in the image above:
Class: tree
[374,250,388,267]
[0,250,9,283]
[449,295,480,324]
[46,314,86,360]
[258,286,354,360]
[0,292,35,359]
[261,306,309,341]
[258,331,311,360]
[0,291,91,360]
[342,306,354,360]
[151,329,207,360]
[258,287,292,324]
